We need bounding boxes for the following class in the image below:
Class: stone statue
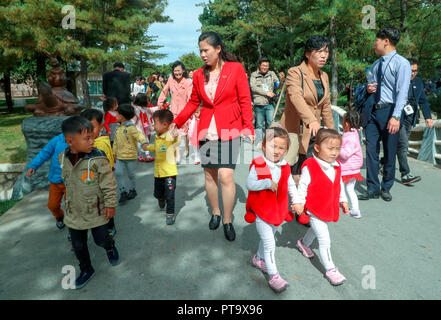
[26,57,83,116]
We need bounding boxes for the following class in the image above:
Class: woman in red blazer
[170,31,255,242]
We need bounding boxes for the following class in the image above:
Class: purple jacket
[338,129,363,176]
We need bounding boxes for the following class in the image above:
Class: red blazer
[173,61,255,141]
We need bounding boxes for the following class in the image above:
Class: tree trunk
[400,0,407,33]
[256,34,262,59]
[35,53,47,83]
[4,69,14,113]
[329,13,338,106]
[80,56,91,108]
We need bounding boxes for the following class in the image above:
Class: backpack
[352,83,368,113]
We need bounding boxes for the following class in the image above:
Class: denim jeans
[154,176,177,214]
[254,104,275,143]
[115,159,137,193]
[69,224,114,272]
[396,114,413,176]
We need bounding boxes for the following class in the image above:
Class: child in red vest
[293,128,350,286]
[103,96,118,145]
[245,127,297,293]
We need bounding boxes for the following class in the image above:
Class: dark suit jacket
[102,69,131,104]
[408,77,432,126]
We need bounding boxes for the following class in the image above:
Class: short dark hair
[134,93,149,107]
[376,26,400,46]
[81,108,104,124]
[299,35,330,65]
[408,57,419,66]
[259,57,270,65]
[343,110,361,130]
[262,126,290,150]
[113,62,124,69]
[62,115,94,136]
[171,60,188,79]
[314,128,342,152]
[117,104,135,120]
[152,109,174,124]
[103,96,117,113]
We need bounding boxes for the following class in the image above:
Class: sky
[149,0,207,66]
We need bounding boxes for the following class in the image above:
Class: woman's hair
[134,93,149,107]
[147,75,156,83]
[171,60,188,79]
[198,31,238,83]
[297,35,330,65]
[343,110,361,130]
[314,128,342,154]
[103,96,117,113]
[262,126,291,150]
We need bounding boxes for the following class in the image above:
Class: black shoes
[223,223,236,241]
[106,246,120,266]
[209,214,221,230]
[56,218,65,230]
[358,191,380,200]
[119,191,129,204]
[127,189,137,200]
[380,189,392,202]
[75,268,95,289]
[401,174,421,185]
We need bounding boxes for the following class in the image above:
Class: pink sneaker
[251,254,268,274]
[325,267,346,286]
[268,273,289,293]
[296,238,315,258]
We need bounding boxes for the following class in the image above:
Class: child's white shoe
[350,209,361,219]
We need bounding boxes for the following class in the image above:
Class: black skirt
[199,137,241,169]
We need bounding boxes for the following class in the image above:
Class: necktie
[375,57,383,104]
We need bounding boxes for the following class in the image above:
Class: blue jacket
[27,133,68,184]
[408,77,432,127]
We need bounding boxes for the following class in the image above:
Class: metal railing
[331,105,441,167]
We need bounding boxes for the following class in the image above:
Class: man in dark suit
[395,58,433,184]
[102,62,131,104]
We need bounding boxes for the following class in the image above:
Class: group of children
[245,109,364,293]
[27,96,180,289]
[27,95,364,291]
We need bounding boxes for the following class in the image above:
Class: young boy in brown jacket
[59,115,119,289]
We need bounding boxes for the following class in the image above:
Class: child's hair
[343,110,361,130]
[103,96,117,113]
[62,115,94,136]
[152,109,174,124]
[81,108,104,124]
[314,128,342,154]
[134,93,149,107]
[262,126,290,150]
[117,104,135,120]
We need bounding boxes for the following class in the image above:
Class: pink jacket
[338,129,363,176]
[157,76,193,117]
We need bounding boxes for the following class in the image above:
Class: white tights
[255,216,279,276]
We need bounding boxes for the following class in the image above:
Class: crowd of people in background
[27,25,438,293]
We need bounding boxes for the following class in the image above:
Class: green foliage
[178,53,204,71]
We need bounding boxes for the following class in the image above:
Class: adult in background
[358,26,411,202]
[280,35,334,179]
[157,61,193,163]
[250,57,279,145]
[131,76,146,98]
[394,57,433,184]
[102,62,131,105]
[169,31,255,241]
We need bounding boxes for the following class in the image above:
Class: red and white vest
[302,157,342,222]
[245,157,294,226]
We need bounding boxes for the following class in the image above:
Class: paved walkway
[1,142,440,299]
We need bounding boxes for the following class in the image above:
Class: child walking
[294,128,350,286]
[103,96,119,145]
[80,108,117,237]
[113,104,148,204]
[26,133,68,230]
[132,93,154,162]
[338,110,364,219]
[245,127,297,293]
[145,109,180,225]
[59,116,119,289]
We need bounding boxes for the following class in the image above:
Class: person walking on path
[157,61,193,164]
[245,127,297,293]
[338,110,364,219]
[102,62,131,105]
[293,128,350,286]
[280,35,334,180]
[358,26,411,202]
[250,57,279,145]
[169,31,255,241]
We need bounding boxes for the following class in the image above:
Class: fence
[331,105,441,167]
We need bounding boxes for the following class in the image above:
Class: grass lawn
[0,199,20,216]
[0,107,32,163]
